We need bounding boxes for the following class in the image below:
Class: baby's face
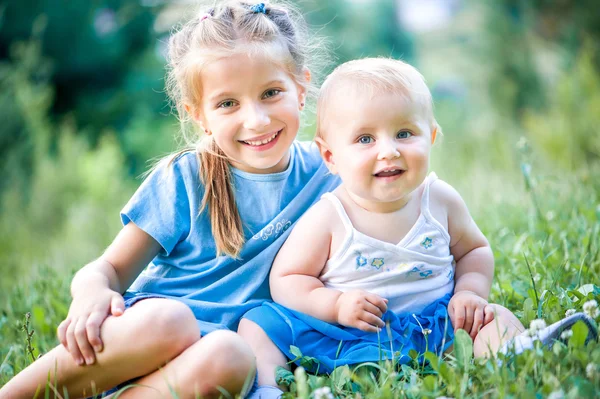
[319,87,434,212]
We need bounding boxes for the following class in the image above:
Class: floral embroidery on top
[355,253,368,269]
[252,218,292,241]
[371,258,385,269]
[419,270,433,278]
[421,236,433,249]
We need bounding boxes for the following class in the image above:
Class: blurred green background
[0,0,599,291]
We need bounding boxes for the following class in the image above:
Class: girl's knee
[198,331,256,391]
[130,299,199,354]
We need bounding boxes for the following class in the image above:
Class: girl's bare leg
[0,298,200,399]
[107,330,256,399]
[473,304,525,358]
[237,319,288,388]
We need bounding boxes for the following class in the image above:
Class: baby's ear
[315,136,337,174]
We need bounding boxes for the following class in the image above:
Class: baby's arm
[270,199,387,332]
[57,222,161,365]
[434,181,495,338]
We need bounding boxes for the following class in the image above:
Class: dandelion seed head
[560,330,573,340]
[586,363,598,379]
[312,386,334,399]
[529,319,547,334]
[422,328,432,336]
[547,389,564,399]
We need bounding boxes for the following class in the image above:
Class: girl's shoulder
[292,140,326,169]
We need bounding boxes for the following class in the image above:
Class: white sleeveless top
[320,173,455,314]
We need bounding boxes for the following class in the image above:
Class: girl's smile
[198,52,307,174]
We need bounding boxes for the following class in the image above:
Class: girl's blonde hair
[164,1,325,258]
[316,57,441,139]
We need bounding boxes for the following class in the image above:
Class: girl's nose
[377,140,401,160]
[243,103,270,131]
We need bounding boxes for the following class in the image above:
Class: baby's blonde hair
[317,57,440,139]
[164,1,326,258]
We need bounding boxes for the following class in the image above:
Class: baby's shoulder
[428,178,465,210]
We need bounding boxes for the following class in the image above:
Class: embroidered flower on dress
[371,258,385,269]
[420,270,433,278]
[355,254,368,268]
[421,237,433,249]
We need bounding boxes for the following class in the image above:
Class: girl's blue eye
[358,136,373,144]
[218,100,236,109]
[263,89,281,99]
[397,130,412,139]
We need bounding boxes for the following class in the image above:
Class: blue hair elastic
[250,2,267,14]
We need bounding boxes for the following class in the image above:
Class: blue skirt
[244,293,454,374]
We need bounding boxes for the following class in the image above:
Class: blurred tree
[0,0,165,175]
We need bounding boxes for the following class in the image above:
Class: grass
[1,147,599,398]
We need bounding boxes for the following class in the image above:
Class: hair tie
[250,2,267,14]
[200,13,211,21]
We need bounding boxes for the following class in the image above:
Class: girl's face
[317,87,434,213]
[196,52,307,174]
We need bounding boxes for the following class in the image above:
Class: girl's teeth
[245,131,279,146]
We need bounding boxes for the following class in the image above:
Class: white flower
[560,330,573,340]
[312,386,334,399]
[586,363,598,379]
[533,273,541,282]
[547,389,564,399]
[583,300,599,318]
[422,328,432,336]
[565,309,576,317]
[529,319,547,334]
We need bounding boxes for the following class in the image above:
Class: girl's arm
[58,222,161,366]
[270,200,386,331]
[71,222,162,297]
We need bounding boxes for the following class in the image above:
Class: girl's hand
[57,288,125,366]
[335,289,388,332]
[448,291,495,339]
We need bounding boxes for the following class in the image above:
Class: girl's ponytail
[198,139,244,258]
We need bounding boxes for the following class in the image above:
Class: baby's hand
[335,289,388,332]
[57,288,125,366]
[448,291,495,339]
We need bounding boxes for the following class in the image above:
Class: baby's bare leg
[473,304,525,358]
[107,330,256,399]
[0,298,199,399]
[238,319,288,388]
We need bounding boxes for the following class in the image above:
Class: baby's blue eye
[218,100,236,109]
[263,89,281,99]
[358,136,373,144]
[397,130,412,139]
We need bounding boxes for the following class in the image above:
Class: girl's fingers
[74,317,96,365]
[57,318,71,349]
[365,294,388,313]
[471,307,484,339]
[86,311,106,353]
[111,295,125,317]
[66,318,84,366]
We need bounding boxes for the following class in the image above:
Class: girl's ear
[431,127,437,144]
[185,103,211,135]
[315,136,337,175]
[297,68,311,108]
